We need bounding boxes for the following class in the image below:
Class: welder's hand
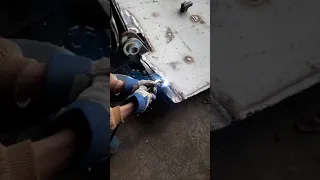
[138,80,157,90]
[112,74,156,95]
[126,85,157,114]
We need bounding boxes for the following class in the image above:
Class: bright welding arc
[140,59,170,88]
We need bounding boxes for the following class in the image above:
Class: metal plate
[211,0,320,122]
[116,0,211,103]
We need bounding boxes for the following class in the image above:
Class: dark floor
[212,83,320,180]
[110,91,211,180]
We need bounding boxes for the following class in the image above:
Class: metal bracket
[180,1,193,13]
[120,31,151,64]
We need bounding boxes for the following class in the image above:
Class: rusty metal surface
[211,0,320,124]
[116,0,210,103]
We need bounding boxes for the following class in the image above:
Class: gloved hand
[0,37,38,106]
[46,54,110,107]
[126,85,157,114]
[113,74,156,95]
[51,75,113,168]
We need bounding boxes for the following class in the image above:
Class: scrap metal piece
[180,1,193,13]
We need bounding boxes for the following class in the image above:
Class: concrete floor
[110,91,211,180]
[212,84,320,180]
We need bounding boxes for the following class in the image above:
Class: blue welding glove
[113,74,156,95]
[45,53,110,108]
[50,75,112,169]
[125,85,157,114]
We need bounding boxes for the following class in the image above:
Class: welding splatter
[168,62,181,71]
[190,15,200,22]
[152,12,160,17]
[165,27,175,43]
[184,56,194,64]
[190,15,206,24]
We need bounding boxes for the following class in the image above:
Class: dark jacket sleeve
[53,99,110,168]
[45,53,92,107]
[46,53,111,167]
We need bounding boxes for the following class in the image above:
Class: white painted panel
[211,0,320,121]
[117,0,210,102]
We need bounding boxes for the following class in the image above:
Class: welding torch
[139,57,180,102]
[140,58,169,88]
